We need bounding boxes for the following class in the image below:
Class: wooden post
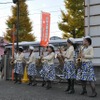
[12,24,16,81]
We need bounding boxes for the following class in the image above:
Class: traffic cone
[22,66,29,83]
[12,69,14,81]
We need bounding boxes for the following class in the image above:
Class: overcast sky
[0,0,65,41]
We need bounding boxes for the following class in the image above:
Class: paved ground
[0,80,99,100]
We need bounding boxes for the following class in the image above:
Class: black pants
[14,73,22,82]
[67,79,74,91]
[81,80,96,94]
[28,76,33,83]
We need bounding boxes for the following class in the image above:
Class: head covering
[84,36,92,45]
[67,37,75,44]
[84,36,91,39]
[48,44,55,52]
[18,46,23,52]
[48,44,55,49]
[19,46,23,49]
[29,46,34,50]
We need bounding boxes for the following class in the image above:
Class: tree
[4,0,35,42]
[62,32,72,39]
[58,0,84,38]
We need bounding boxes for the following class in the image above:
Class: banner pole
[12,24,16,81]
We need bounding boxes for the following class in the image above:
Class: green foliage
[4,0,35,42]
[62,32,72,39]
[58,0,84,38]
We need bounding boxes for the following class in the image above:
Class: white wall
[85,0,100,5]
[85,0,100,66]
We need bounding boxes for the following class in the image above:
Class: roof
[5,38,83,48]
[0,37,9,47]
[50,36,62,40]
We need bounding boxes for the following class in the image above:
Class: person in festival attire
[14,47,25,84]
[1,50,8,79]
[59,38,76,94]
[40,44,55,89]
[27,46,37,86]
[76,36,97,97]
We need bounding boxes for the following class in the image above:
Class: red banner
[40,12,50,47]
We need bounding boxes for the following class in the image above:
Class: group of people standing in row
[13,36,97,98]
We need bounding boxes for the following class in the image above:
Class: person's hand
[81,54,85,58]
[59,49,63,54]
[57,54,62,58]
[26,62,29,65]
[40,55,43,59]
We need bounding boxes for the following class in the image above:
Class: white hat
[18,46,23,52]
[68,37,75,44]
[84,36,91,39]
[19,46,23,50]
[48,44,55,49]
[29,46,34,50]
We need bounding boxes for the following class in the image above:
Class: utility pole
[13,0,19,51]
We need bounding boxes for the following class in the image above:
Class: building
[85,0,100,83]
[0,37,9,56]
